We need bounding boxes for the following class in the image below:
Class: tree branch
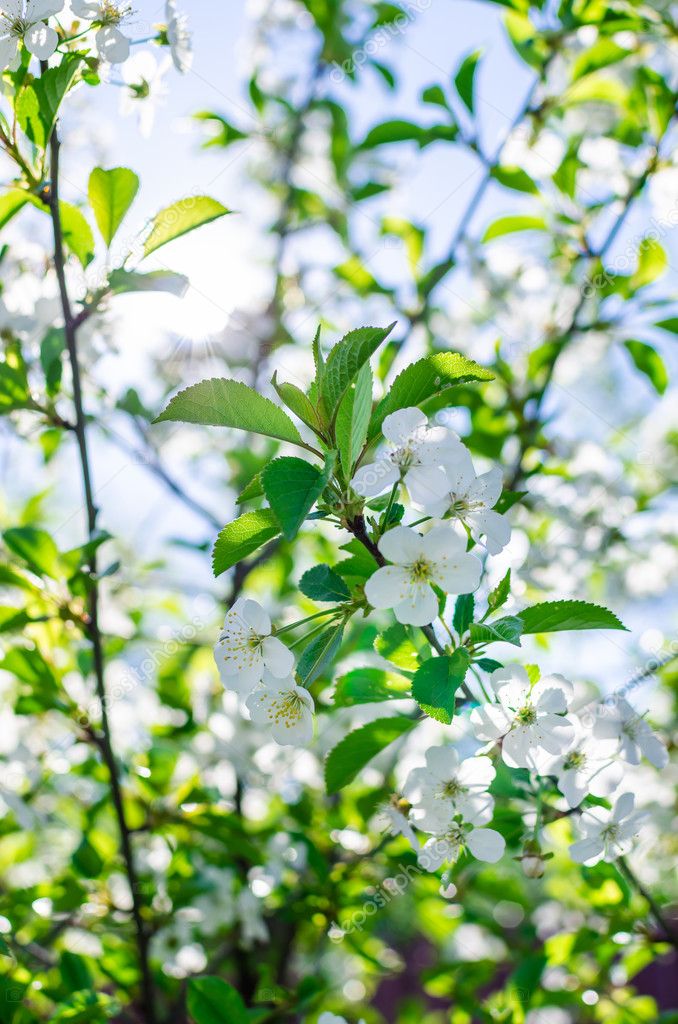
[46,121,157,1024]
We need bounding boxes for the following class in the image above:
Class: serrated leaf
[335,362,372,475]
[60,202,95,267]
[187,976,248,1024]
[368,351,493,438]
[453,594,474,636]
[299,564,350,602]
[482,215,547,242]
[374,623,419,671]
[88,167,139,247]
[212,509,280,577]
[272,374,326,435]
[142,196,230,258]
[325,716,416,793]
[488,569,511,611]
[236,471,264,504]
[263,452,335,541]
[155,378,304,445]
[321,324,395,415]
[297,622,344,684]
[333,667,411,706]
[622,340,668,395]
[15,55,82,149]
[517,601,627,634]
[412,649,470,723]
[470,616,523,647]
[454,49,481,113]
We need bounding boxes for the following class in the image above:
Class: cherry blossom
[418,822,506,870]
[351,407,463,505]
[214,598,294,695]
[592,698,668,769]
[535,714,622,808]
[71,0,132,63]
[119,51,170,137]
[165,0,192,73]
[404,747,495,831]
[420,446,511,554]
[245,671,314,745]
[0,0,64,69]
[569,792,647,865]
[365,523,481,626]
[470,666,575,769]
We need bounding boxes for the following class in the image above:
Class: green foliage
[623,340,668,394]
[518,600,627,633]
[187,977,248,1024]
[88,167,139,247]
[142,196,230,257]
[212,509,280,576]
[320,323,395,415]
[333,667,411,706]
[155,378,304,445]
[411,650,470,723]
[325,716,416,793]
[335,362,372,474]
[299,564,351,602]
[262,453,335,540]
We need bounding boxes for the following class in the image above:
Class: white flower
[165,0,191,73]
[379,797,419,850]
[71,0,132,63]
[405,747,495,831]
[364,523,482,627]
[535,715,623,808]
[0,0,64,68]
[235,886,268,947]
[351,407,463,506]
[319,1014,365,1024]
[421,447,511,554]
[569,792,647,865]
[245,671,314,745]
[418,822,505,871]
[592,698,668,769]
[214,598,294,696]
[119,50,169,137]
[470,666,574,769]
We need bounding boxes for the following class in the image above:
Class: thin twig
[46,118,157,1024]
[617,856,678,949]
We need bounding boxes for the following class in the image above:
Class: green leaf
[15,55,82,149]
[491,165,539,194]
[482,215,547,243]
[630,238,667,291]
[155,378,304,446]
[108,268,188,296]
[0,361,32,413]
[572,39,629,81]
[358,119,427,149]
[297,622,344,684]
[88,167,139,247]
[299,564,350,602]
[142,196,230,258]
[60,202,95,267]
[374,623,419,671]
[368,351,493,438]
[335,362,372,475]
[487,569,511,612]
[235,471,264,504]
[263,453,335,541]
[333,667,411,706]
[187,976,248,1024]
[40,328,65,396]
[518,600,627,634]
[325,716,416,794]
[212,509,280,577]
[655,317,678,334]
[454,49,481,113]
[272,374,326,435]
[4,527,61,578]
[421,84,449,109]
[412,650,470,723]
[470,616,523,647]
[1,646,60,710]
[0,188,30,230]
[453,594,475,636]
[622,340,668,395]
[321,324,395,415]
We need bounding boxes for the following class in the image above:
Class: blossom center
[408,556,432,583]
[564,749,586,771]
[440,778,466,799]
[268,690,305,729]
[98,1,130,25]
[515,704,537,726]
[392,443,418,471]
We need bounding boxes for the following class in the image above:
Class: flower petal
[241,598,270,636]
[492,665,530,708]
[533,674,573,713]
[378,525,424,564]
[26,0,65,18]
[96,25,130,63]
[569,836,604,864]
[430,551,482,595]
[467,827,505,863]
[405,464,449,509]
[420,522,467,561]
[468,465,503,508]
[351,459,399,498]
[470,703,512,741]
[0,35,18,71]
[382,407,426,444]
[364,565,411,609]
[467,509,511,555]
[425,745,460,779]
[394,584,438,626]
[261,635,294,678]
[71,0,100,15]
